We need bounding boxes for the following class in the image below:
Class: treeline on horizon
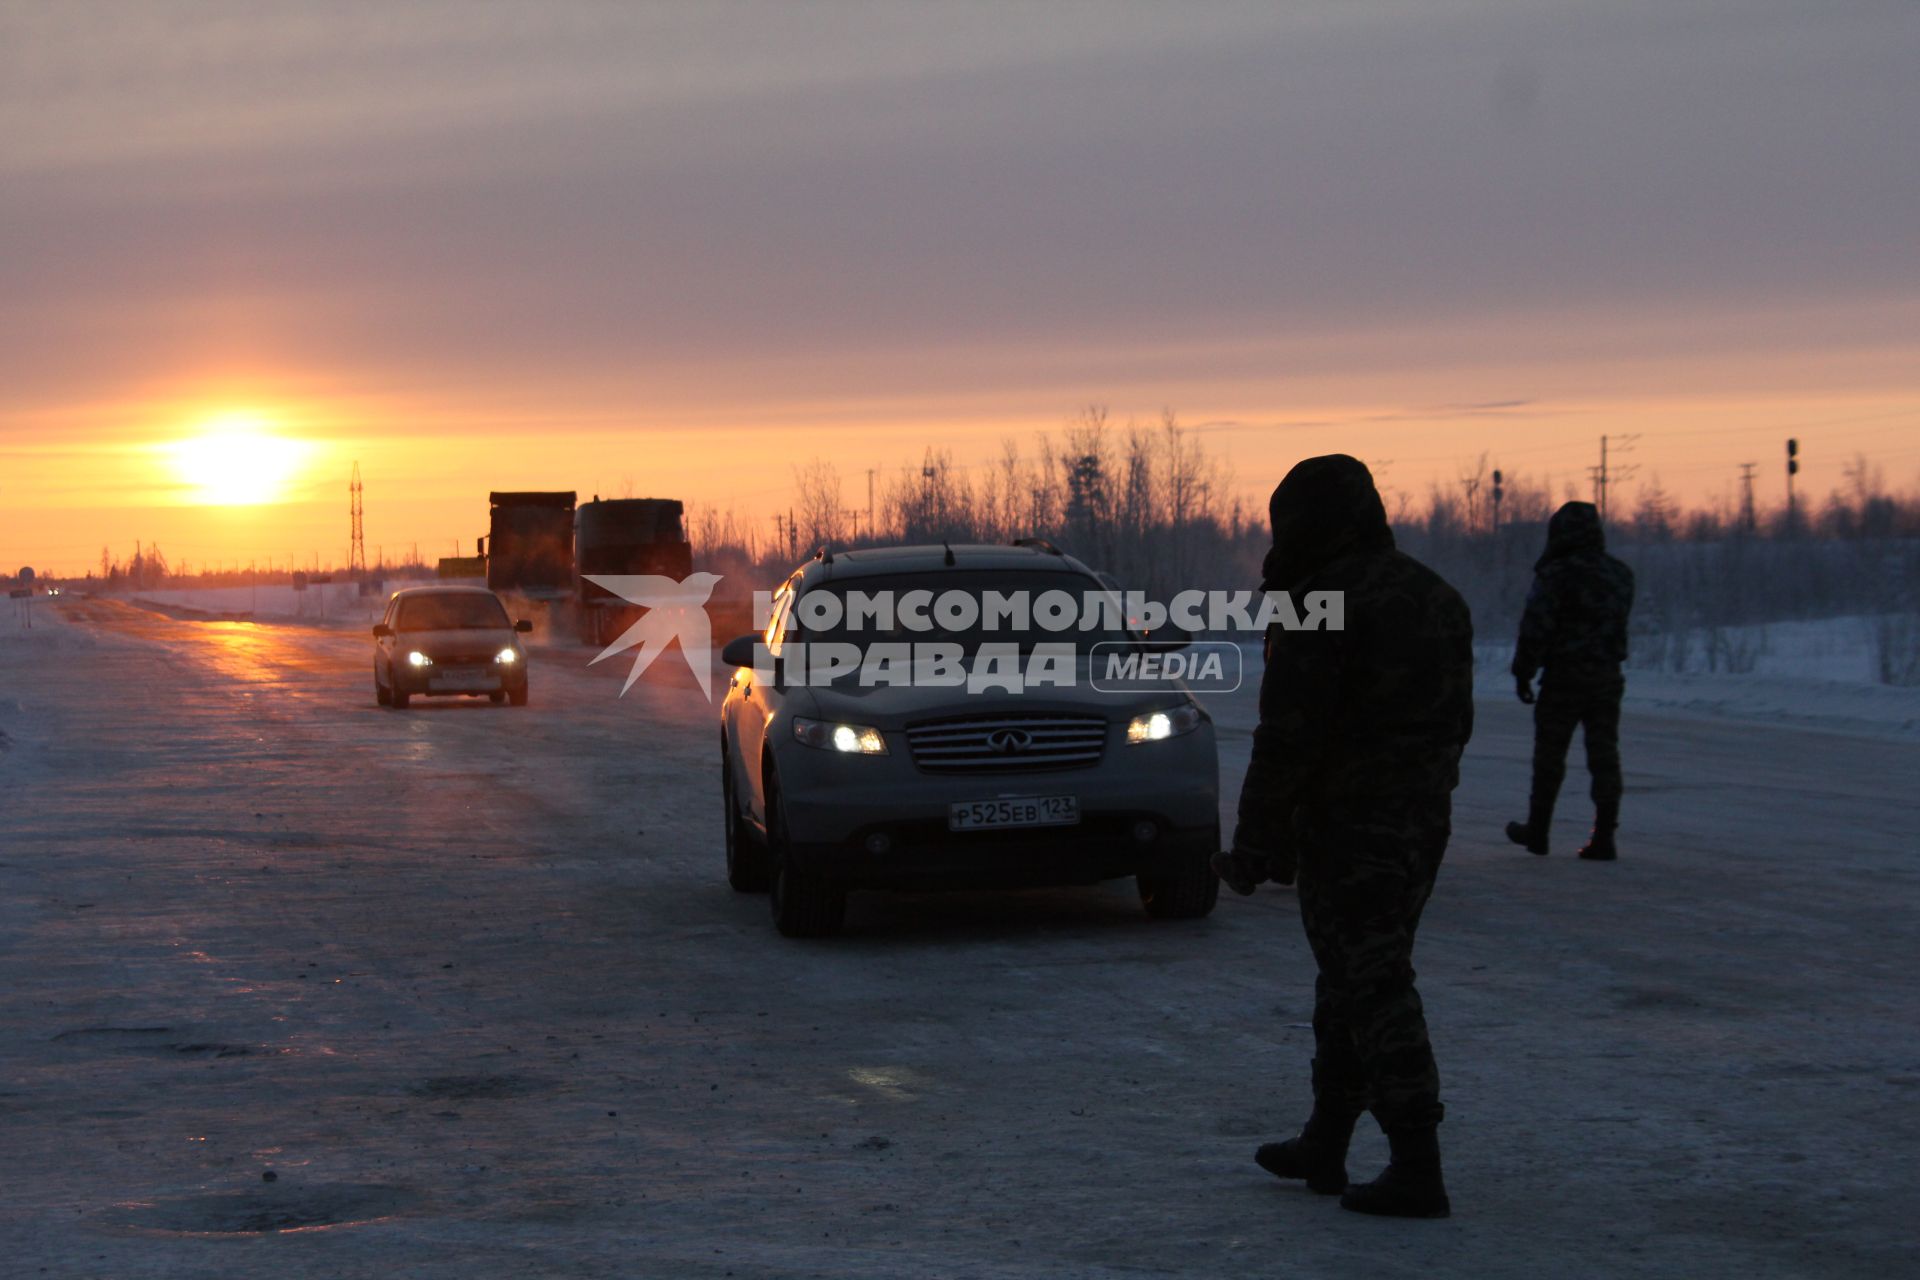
[684,408,1920,685]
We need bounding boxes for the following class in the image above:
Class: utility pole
[774,513,786,558]
[1738,462,1758,533]
[867,468,876,541]
[348,462,366,576]
[1590,436,1605,516]
[788,507,796,559]
[1588,434,1639,523]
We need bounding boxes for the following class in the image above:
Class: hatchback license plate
[949,795,1079,831]
[433,668,493,691]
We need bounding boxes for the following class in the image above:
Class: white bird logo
[585,572,724,699]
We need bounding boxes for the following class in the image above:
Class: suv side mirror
[515,619,533,633]
[372,623,393,638]
[720,634,759,668]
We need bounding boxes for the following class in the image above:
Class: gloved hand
[1211,847,1268,896]
[1215,823,1294,894]
[1515,675,1535,705]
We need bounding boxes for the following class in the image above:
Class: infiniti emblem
[985,728,1034,754]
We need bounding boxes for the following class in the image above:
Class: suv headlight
[495,647,518,664]
[406,651,433,668]
[792,717,888,755]
[1126,702,1205,744]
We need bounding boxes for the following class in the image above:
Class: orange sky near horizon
[5,379,1914,578]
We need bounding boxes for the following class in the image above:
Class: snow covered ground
[2,598,1916,1277]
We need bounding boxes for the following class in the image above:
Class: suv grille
[905,714,1109,772]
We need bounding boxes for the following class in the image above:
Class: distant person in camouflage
[1214,454,1474,1219]
[1505,500,1635,860]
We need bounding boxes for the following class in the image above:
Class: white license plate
[432,668,494,691]
[949,795,1080,831]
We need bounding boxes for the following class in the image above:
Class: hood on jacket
[1539,500,1606,567]
[1260,454,1394,591]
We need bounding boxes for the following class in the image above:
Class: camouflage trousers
[1532,672,1625,808]
[1295,796,1449,1131]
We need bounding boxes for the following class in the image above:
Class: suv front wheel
[722,751,769,893]
[1137,826,1221,920]
[764,767,846,937]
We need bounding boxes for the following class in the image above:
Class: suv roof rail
[1010,537,1065,556]
[942,540,956,566]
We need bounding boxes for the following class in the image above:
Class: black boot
[1255,1107,1358,1195]
[1340,1124,1450,1218]
[1578,800,1619,861]
[1504,796,1553,856]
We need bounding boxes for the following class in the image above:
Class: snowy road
[2,600,1916,1278]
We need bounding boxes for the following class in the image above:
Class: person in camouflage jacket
[1216,454,1473,1219]
[1505,500,1635,861]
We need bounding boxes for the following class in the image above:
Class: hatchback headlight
[792,717,888,755]
[495,648,518,664]
[1126,702,1205,744]
[406,651,433,668]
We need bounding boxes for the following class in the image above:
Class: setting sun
[166,417,313,506]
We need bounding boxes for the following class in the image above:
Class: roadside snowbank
[125,580,465,629]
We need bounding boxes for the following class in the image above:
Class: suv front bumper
[776,724,1218,890]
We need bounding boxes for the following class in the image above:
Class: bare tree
[792,459,847,551]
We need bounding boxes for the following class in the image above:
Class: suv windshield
[801,569,1129,654]
[397,593,510,631]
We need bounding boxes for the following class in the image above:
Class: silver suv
[718,543,1219,936]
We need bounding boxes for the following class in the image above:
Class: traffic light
[1787,438,1799,476]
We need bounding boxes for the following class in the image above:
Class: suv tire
[765,770,845,937]
[1138,829,1221,920]
[723,753,770,893]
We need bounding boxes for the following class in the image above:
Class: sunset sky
[3,0,1916,575]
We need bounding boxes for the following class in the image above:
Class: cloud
[1,0,1915,445]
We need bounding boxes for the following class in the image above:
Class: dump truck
[482,492,577,599]
[574,496,694,645]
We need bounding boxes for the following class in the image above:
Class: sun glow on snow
[167,416,313,506]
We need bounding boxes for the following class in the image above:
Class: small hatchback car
[719,543,1220,936]
[373,586,532,709]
